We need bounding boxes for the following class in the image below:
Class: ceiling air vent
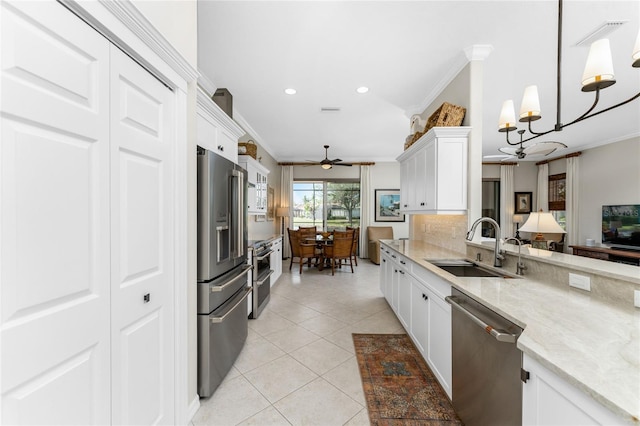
[320,107,341,113]
[575,21,628,46]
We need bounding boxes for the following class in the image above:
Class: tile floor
[192,258,405,426]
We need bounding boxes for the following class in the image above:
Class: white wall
[369,162,409,239]
[578,137,640,246]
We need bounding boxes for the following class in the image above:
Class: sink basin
[425,259,519,278]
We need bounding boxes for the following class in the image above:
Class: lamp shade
[519,211,566,239]
[633,29,640,68]
[581,39,616,92]
[498,100,517,132]
[513,214,524,224]
[519,85,541,121]
[276,207,289,217]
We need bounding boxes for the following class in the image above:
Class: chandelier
[498,0,640,146]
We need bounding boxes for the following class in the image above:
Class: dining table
[304,234,333,271]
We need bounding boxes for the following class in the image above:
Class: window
[292,180,360,230]
[548,173,566,211]
[549,173,566,231]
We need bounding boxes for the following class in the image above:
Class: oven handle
[255,249,274,261]
[256,269,274,286]
[210,264,252,293]
[445,295,518,343]
[210,286,252,324]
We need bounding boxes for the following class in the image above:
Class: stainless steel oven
[250,240,274,319]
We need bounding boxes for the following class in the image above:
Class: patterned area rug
[353,334,462,426]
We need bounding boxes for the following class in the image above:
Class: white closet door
[109,47,175,425]
[0,1,111,424]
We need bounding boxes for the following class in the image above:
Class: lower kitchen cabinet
[380,243,452,399]
[270,237,283,285]
[522,355,621,425]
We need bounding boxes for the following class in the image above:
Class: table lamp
[519,209,566,244]
[513,214,524,240]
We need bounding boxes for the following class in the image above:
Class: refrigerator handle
[232,169,245,258]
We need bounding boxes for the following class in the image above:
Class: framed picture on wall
[514,192,532,214]
[375,189,405,222]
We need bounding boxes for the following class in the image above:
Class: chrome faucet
[466,217,505,267]
[503,237,527,275]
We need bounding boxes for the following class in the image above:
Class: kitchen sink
[425,259,520,278]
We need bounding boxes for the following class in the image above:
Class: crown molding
[464,44,494,61]
[196,88,244,138]
[197,71,217,98]
[406,44,493,118]
[61,0,199,86]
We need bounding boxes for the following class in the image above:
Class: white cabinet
[396,127,470,214]
[270,237,283,285]
[380,242,453,399]
[197,87,244,163]
[522,355,622,425]
[238,155,270,215]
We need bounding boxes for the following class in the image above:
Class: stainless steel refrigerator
[197,146,251,398]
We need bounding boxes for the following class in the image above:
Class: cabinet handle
[420,202,425,206]
[143,293,150,303]
[400,260,406,265]
[422,293,428,300]
[217,145,224,151]
[391,255,396,259]
[399,270,405,275]
[382,259,386,263]
[403,204,408,208]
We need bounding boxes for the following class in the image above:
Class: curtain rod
[535,151,581,166]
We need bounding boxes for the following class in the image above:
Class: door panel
[1,1,110,424]
[110,46,174,425]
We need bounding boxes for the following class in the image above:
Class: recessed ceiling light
[356,87,369,94]
[284,88,297,95]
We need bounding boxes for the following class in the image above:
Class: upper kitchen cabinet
[397,127,470,214]
[238,155,270,214]
[197,87,244,163]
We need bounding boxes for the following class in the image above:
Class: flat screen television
[602,204,640,250]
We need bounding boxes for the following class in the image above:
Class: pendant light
[498,0,640,147]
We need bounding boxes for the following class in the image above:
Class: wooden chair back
[323,230,355,275]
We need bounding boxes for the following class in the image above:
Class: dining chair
[322,234,354,275]
[288,228,318,272]
[346,226,360,266]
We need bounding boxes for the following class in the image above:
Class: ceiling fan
[307,145,353,169]
[498,140,568,161]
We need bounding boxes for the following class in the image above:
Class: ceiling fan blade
[334,163,353,167]
[498,147,518,155]
[524,141,568,156]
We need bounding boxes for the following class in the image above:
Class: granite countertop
[380,239,640,424]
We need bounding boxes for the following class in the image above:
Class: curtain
[566,156,580,251]
[536,163,549,211]
[359,165,371,258]
[500,164,515,239]
[280,165,293,258]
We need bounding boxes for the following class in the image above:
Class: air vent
[320,107,341,113]
[575,21,628,46]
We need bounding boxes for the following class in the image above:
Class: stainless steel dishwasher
[445,288,524,426]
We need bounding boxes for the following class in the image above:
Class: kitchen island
[380,239,640,425]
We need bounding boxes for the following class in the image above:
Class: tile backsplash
[410,214,468,254]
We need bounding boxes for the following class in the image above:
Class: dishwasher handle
[445,295,518,343]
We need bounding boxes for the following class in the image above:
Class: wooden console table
[570,245,640,266]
